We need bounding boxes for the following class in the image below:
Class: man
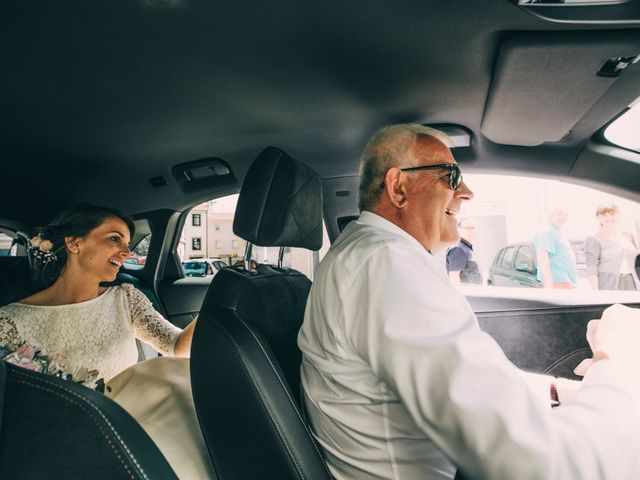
[298,124,640,479]
[446,216,482,285]
[534,208,577,289]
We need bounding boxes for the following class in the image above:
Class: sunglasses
[400,163,463,190]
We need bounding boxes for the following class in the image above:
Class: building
[183,203,209,259]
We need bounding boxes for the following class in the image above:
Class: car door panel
[468,296,640,379]
[159,278,211,328]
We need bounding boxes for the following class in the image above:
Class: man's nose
[456,180,474,200]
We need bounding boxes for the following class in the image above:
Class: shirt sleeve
[122,284,182,356]
[446,246,468,272]
[348,244,640,480]
[0,309,22,350]
[534,229,555,254]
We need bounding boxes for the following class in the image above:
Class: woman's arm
[174,318,197,357]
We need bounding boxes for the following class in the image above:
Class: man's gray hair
[358,124,452,212]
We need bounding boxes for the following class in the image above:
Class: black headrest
[233,147,323,250]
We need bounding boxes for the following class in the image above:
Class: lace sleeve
[0,309,22,350]
[122,284,182,356]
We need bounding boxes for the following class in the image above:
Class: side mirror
[515,263,536,275]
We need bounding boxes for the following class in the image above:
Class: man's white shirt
[298,211,640,480]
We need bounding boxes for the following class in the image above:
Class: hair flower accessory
[30,236,42,248]
[28,233,58,265]
[39,240,54,251]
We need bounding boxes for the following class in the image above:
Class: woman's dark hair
[29,204,135,288]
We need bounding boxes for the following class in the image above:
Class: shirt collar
[357,211,431,254]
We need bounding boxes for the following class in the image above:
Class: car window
[501,246,516,268]
[456,173,640,296]
[123,234,151,271]
[0,233,16,256]
[178,194,329,280]
[604,97,640,153]
[515,246,535,271]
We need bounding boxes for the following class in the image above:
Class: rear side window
[178,194,329,280]
[0,231,21,257]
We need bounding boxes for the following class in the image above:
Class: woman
[0,204,195,386]
[585,204,639,291]
[0,204,213,479]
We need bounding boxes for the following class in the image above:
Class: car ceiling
[2,1,640,226]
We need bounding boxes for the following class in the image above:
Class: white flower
[39,240,54,251]
[30,236,42,248]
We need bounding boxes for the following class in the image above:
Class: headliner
[1,1,639,224]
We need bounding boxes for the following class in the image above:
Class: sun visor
[481,32,640,147]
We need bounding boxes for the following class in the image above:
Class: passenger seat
[190,147,332,479]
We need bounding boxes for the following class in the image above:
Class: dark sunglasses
[400,163,462,190]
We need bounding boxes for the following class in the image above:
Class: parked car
[124,256,146,266]
[182,259,227,277]
[487,240,586,288]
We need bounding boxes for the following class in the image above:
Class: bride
[0,203,213,479]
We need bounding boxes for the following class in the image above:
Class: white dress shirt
[298,211,640,480]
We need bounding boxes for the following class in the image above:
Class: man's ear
[383,167,408,209]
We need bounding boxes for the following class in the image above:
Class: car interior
[1,1,640,478]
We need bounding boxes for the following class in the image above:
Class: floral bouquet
[0,343,105,393]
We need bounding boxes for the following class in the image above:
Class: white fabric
[106,358,216,480]
[0,283,182,382]
[298,211,640,480]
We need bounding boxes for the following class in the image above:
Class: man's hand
[575,304,640,376]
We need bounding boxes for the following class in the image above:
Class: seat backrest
[0,256,34,306]
[0,360,178,480]
[190,147,332,479]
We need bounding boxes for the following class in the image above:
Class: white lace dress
[0,283,182,383]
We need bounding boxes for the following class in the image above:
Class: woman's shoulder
[115,282,140,295]
[112,283,148,304]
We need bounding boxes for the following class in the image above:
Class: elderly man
[298,124,640,479]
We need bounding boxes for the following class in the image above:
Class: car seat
[0,359,178,479]
[190,146,332,479]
